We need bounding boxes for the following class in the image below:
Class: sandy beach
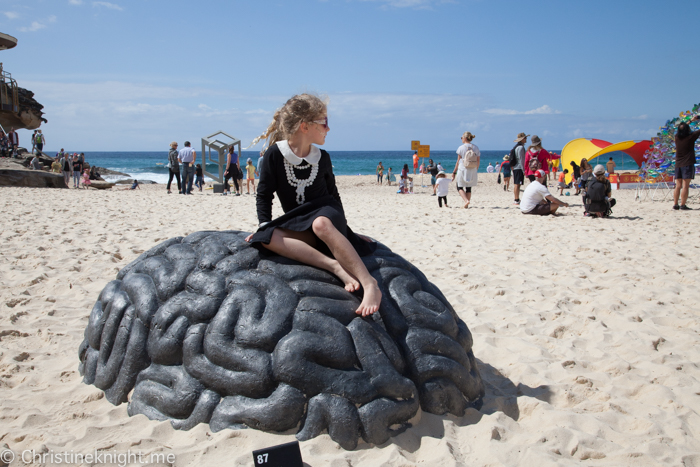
[1,174,699,466]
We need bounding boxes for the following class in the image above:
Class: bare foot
[463,202,469,209]
[356,281,382,317]
[332,264,360,293]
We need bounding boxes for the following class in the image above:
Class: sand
[1,173,699,466]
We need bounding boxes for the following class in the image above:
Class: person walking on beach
[167,141,181,194]
[498,155,512,192]
[224,144,242,196]
[520,169,569,216]
[673,115,700,210]
[524,135,550,183]
[178,141,196,194]
[51,157,61,173]
[569,160,581,195]
[427,158,438,195]
[452,131,480,209]
[245,158,256,194]
[510,133,528,204]
[30,130,37,154]
[386,167,393,186]
[435,171,452,207]
[412,151,419,175]
[61,152,72,187]
[245,93,381,316]
[72,153,83,188]
[376,161,384,185]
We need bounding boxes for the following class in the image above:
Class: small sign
[418,145,430,159]
[252,441,303,467]
[411,140,421,150]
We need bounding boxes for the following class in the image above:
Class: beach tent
[560,138,651,184]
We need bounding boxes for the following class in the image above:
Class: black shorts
[513,169,524,185]
[456,186,472,193]
[524,201,552,216]
[675,165,695,180]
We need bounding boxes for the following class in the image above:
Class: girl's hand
[245,233,253,242]
[357,233,374,243]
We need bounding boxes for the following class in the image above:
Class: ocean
[61,149,637,184]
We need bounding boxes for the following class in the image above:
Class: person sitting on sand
[584,165,616,217]
[121,180,140,190]
[244,93,381,317]
[520,169,569,216]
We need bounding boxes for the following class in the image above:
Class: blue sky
[1,0,698,151]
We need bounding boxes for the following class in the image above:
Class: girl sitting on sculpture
[245,94,381,317]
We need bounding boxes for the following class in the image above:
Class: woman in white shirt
[452,131,480,208]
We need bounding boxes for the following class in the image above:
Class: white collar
[277,140,321,166]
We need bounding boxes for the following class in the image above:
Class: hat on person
[535,169,546,178]
[593,164,606,175]
[503,155,510,161]
[531,135,542,146]
[437,170,445,175]
[514,132,529,142]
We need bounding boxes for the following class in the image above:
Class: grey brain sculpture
[78,230,484,450]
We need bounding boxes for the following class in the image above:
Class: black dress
[250,141,375,257]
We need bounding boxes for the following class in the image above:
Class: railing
[0,62,19,114]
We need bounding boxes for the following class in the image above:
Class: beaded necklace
[284,158,318,205]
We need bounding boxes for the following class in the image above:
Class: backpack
[463,146,479,169]
[509,144,519,167]
[528,151,541,172]
[586,179,606,202]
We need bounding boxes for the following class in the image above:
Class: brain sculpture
[79,231,484,450]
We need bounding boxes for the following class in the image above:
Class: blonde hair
[170,141,178,148]
[462,131,475,142]
[248,93,327,149]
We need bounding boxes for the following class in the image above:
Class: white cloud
[20,21,46,32]
[69,0,84,4]
[92,2,123,11]
[483,105,561,116]
[4,12,19,19]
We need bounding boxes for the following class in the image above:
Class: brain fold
[79,230,484,449]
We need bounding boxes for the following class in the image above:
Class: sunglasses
[311,117,328,129]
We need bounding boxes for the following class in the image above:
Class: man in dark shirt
[673,115,700,210]
[427,158,439,195]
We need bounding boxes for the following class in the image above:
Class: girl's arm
[323,152,343,207]
[255,149,276,225]
[452,155,461,180]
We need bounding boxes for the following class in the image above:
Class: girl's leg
[681,179,691,206]
[438,196,443,208]
[252,179,256,194]
[311,217,381,316]
[263,227,361,294]
[233,176,240,194]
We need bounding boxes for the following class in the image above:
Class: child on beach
[408,177,414,193]
[386,167,393,186]
[435,171,451,207]
[245,93,381,316]
[558,169,569,195]
[194,164,204,191]
[245,158,256,194]
[82,169,91,189]
[398,178,405,193]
